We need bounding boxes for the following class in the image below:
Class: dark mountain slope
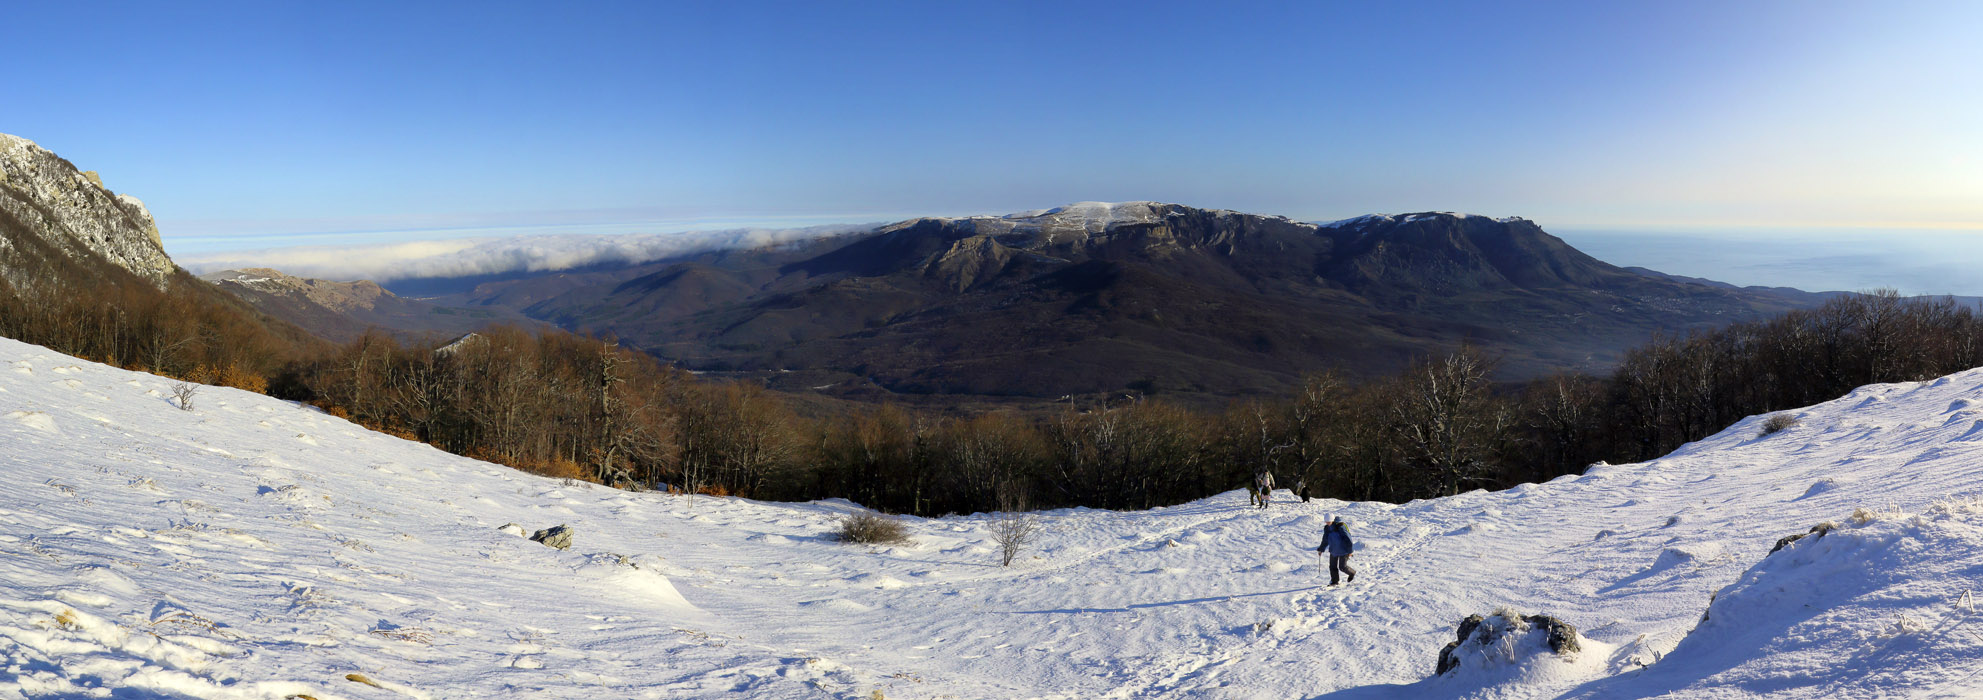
[433,202,1820,404]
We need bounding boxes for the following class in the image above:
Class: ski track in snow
[2,335,1983,698]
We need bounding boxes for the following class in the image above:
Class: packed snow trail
[2,334,1982,699]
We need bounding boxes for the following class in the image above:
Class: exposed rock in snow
[1437,609,1585,676]
[1768,520,1837,554]
[531,524,575,550]
[498,522,528,537]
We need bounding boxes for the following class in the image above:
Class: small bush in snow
[990,511,1042,567]
[370,625,434,644]
[1758,413,1797,437]
[837,511,910,545]
[172,383,198,411]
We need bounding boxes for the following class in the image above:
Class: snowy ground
[2,333,1982,699]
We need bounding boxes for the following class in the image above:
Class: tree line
[5,276,1981,516]
[0,272,309,393]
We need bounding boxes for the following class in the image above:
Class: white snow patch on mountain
[1319,214,1396,229]
[1321,212,1513,229]
[3,333,1983,698]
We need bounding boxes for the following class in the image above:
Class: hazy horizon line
[160,205,1983,258]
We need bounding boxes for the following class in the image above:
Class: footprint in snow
[4,410,57,433]
[800,598,873,613]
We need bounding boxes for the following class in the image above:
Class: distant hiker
[1317,517,1356,585]
[1255,471,1275,509]
[1296,478,1311,503]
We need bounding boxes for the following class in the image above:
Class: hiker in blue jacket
[1317,517,1356,586]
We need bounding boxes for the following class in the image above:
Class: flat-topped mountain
[201,267,537,343]
[414,202,1820,404]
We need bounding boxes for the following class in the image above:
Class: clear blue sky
[7,1,1982,290]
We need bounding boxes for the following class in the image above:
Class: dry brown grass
[345,673,383,688]
[1759,413,1799,437]
[369,626,434,645]
[837,511,911,545]
[216,363,268,393]
[149,610,228,637]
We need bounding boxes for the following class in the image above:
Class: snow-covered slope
[3,332,1982,699]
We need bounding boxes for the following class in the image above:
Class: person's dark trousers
[1329,555,1356,585]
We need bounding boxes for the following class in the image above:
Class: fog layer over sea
[1559,227,1983,297]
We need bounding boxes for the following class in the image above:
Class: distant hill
[395,202,1828,404]
[200,267,542,343]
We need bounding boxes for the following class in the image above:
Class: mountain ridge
[396,202,1825,404]
[199,266,540,343]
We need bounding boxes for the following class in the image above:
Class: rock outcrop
[531,524,574,550]
[1436,609,1582,676]
[1769,520,1837,555]
[204,268,393,313]
[0,133,176,290]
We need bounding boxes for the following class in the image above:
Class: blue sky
[7,1,1982,291]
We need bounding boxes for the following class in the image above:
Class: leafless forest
[5,274,1978,516]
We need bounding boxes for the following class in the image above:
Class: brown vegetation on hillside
[0,270,315,391]
[5,261,1979,518]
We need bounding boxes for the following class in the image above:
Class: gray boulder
[1769,521,1836,555]
[1436,609,1580,676]
[530,524,574,550]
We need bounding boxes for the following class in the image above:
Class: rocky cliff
[0,133,177,290]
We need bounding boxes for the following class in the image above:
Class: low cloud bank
[179,224,876,283]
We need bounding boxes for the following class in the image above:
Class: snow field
[2,334,1983,698]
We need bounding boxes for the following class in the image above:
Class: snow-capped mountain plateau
[3,332,1981,698]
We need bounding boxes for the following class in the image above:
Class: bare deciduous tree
[1391,347,1505,497]
[172,382,198,411]
[989,489,1042,567]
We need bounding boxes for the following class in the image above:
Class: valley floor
[3,335,1982,699]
